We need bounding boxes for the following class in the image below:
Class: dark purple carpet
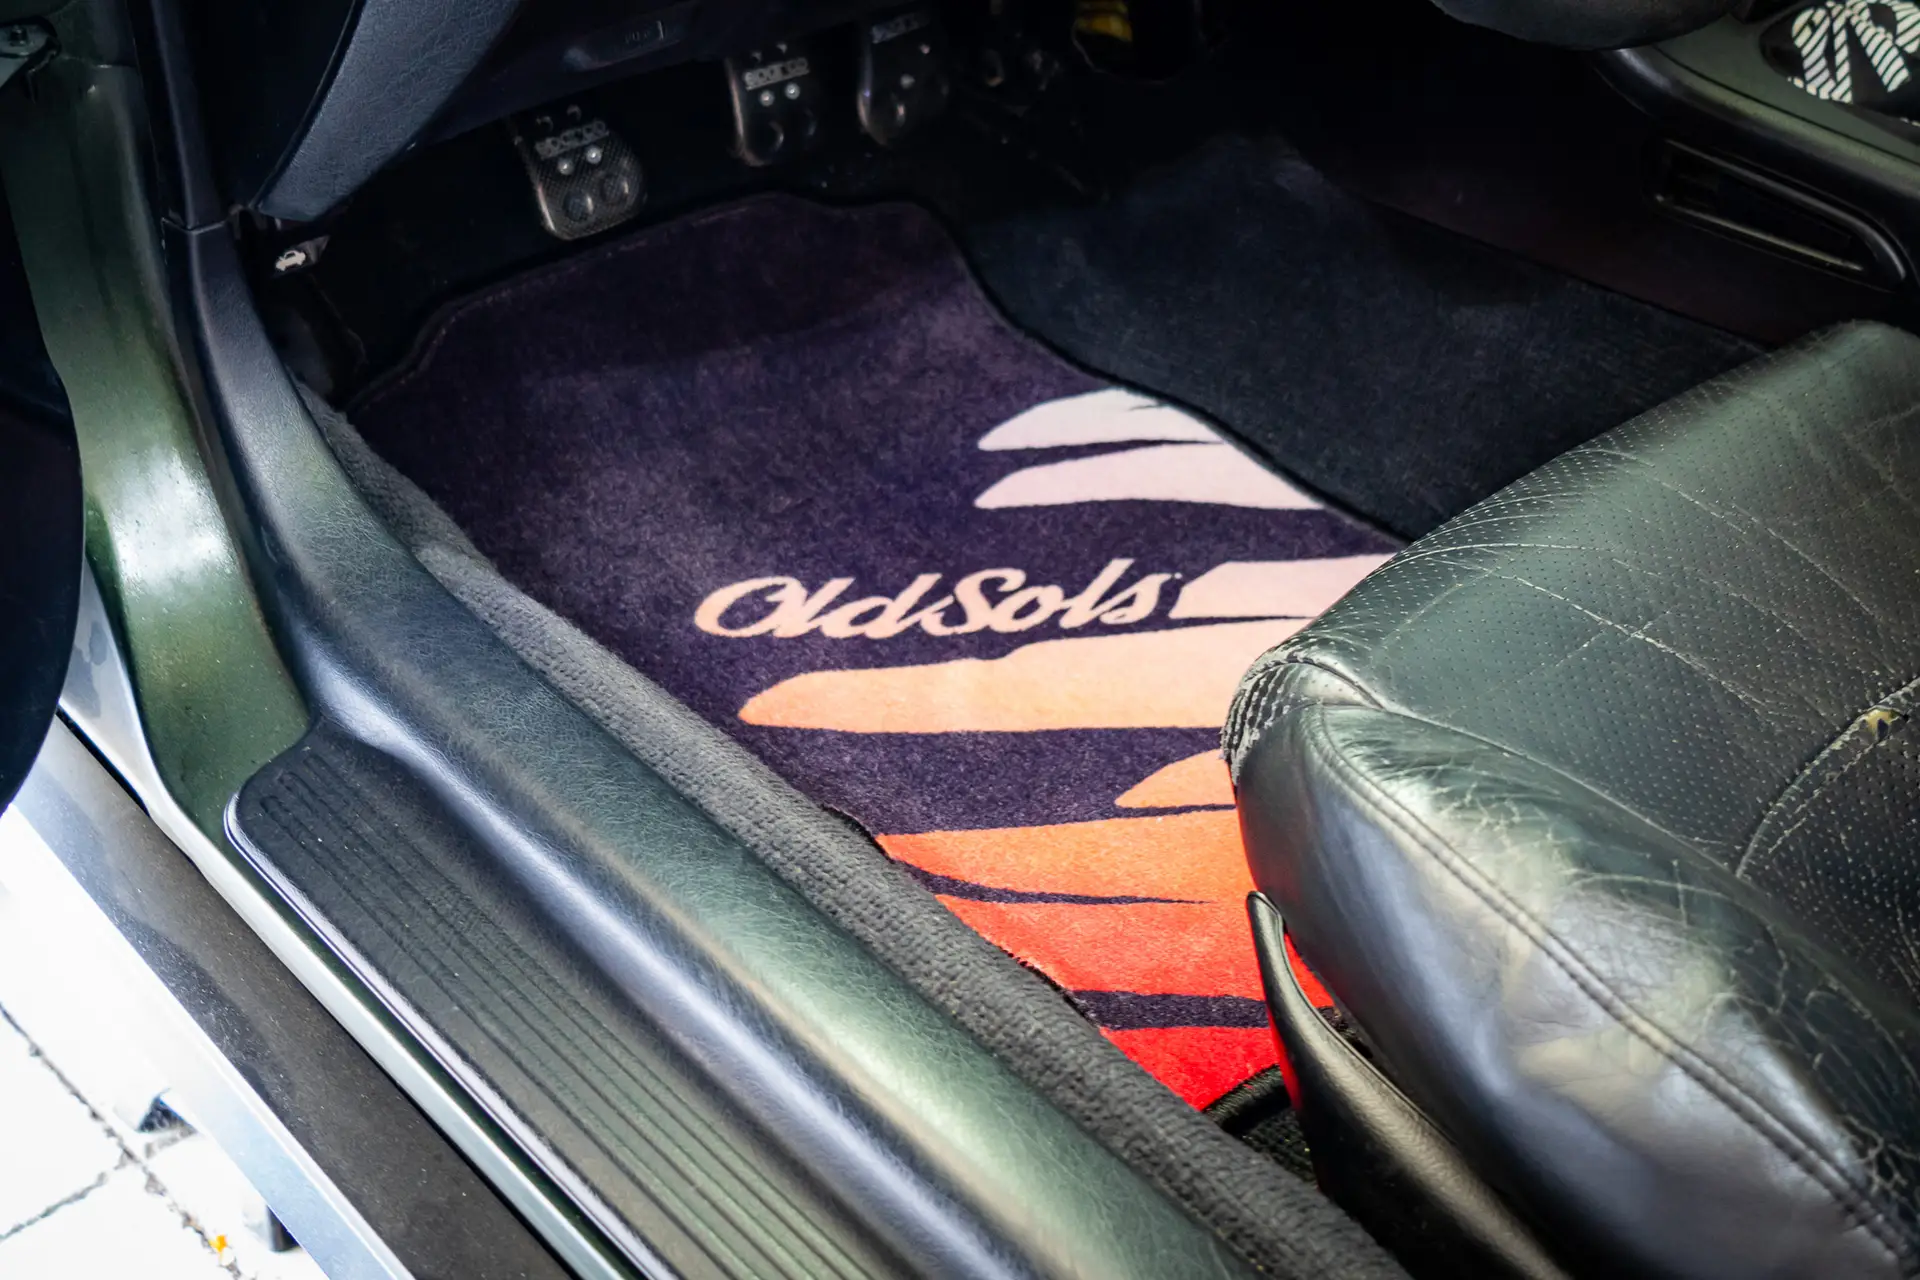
[351,195,1395,1106]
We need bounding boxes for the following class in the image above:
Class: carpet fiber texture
[963,135,1767,538]
[352,194,1397,1107]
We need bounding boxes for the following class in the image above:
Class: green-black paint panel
[0,57,308,835]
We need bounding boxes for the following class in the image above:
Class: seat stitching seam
[1301,706,1910,1264]
[1281,691,1717,861]
[1227,653,1378,779]
[1382,542,1849,686]
[1737,675,1920,878]
[1576,442,1900,628]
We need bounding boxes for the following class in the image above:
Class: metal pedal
[511,101,645,241]
[857,7,950,146]
[725,42,824,166]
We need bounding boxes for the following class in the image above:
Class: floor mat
[352,195,1396,1108]
[962,135,1767,539]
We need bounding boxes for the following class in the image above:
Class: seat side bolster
[1237,701,1920,1280]
[1225,652,1377,785]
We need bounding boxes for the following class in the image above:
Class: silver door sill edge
[60,566,638,1280]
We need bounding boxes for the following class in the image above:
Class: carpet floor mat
[963,135,1766,540]
[352,194,1396,1108]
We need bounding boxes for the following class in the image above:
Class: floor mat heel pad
[353,194,1396,1109]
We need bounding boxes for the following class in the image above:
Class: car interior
[1,0,1919,1275]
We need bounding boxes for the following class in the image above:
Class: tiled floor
[0,1008,327,1280]
[0,870,329,1280]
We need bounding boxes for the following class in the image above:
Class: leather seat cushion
[1226,322,1920,1278]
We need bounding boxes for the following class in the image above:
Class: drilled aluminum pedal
[512,102,645,241]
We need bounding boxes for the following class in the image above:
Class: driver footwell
[349,195,1396,1108]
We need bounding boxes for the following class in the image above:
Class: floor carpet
[351,195,1397,1108]
[963,134,1767,539]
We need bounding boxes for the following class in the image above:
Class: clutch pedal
[512,101,645,241]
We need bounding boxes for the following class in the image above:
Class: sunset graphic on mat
[352,200,1398,1112]
[707,389,1391,1107]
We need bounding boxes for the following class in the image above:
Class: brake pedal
[512,101,645,241]
[858,8,950,145]
[725,42,824,166]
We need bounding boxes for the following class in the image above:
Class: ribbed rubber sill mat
[230,723,901,1279]
[352,194,1398,1108]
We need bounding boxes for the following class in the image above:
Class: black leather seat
[1227,322,1920,1280]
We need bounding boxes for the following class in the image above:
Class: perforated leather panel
[1228,323,1920,1279]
